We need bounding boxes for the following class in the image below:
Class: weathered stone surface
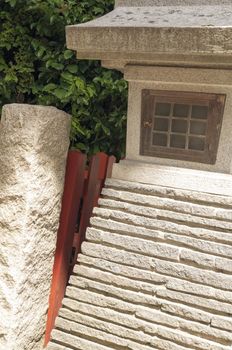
[72,265,159,294]
[211,317,232,332]
[166,279,232,304]
[0,104,71,350]
[48,178,232,350]
[92,207,232,259]
[99,197,232,230]
[61,297,212,346]
[160,303,211,325]
[47,344,72,350]
[91,214,232,246]
[76,254,167,284]
[60,300,143,330]
[112,160,232,197]
[86,227,180,261]
[180,250,232,274]
[51,330,109,350]
[115,0,232,6]
[65,286,138,314]
[157,289,232,315]
[69,277,162,307]
[66,2,232,69]
[81,241,158,270]
[105,178,232,207]
[101,187,232,220]
[153,260,232,291]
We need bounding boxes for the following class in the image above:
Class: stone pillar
[0,104,71,350]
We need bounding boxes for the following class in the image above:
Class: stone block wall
[48,178,232,350]
[0,104,71,350]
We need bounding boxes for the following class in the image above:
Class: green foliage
[0,0,128,159]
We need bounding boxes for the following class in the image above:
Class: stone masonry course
[48,178,232,350]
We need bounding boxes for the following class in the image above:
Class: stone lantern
[66,0,232,195]
[47,2,232,350]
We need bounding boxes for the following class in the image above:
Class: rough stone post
[0,104,71,350]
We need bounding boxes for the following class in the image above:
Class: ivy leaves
[0,0,127,159]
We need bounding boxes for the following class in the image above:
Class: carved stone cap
[115,0,232,6]
[66,2,232,69]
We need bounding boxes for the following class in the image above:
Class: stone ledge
[112,160,232,196]
[115,0,232,6]
[66,5,232,68]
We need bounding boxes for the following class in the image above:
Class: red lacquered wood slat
[44,151,116,346]
[44,151,86,346]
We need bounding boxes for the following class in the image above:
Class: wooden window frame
[140,90,226,164]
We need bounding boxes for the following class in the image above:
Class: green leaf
[53,88,68,99]
[75,77,85,90]
[0,57,7,72]
[75,143,87,151]
[50,15,56,25]
[5,73,18,83]
[86,85,95,98]
[6,0,17,7]
[43,83,57,92]
[50,62,64,70]
[101,124,110,136]
[67,64,78,73]
[61,72,74,82]
[64,50,73,59]
[37,47,45,58]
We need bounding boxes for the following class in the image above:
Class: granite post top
[66,2,232,69]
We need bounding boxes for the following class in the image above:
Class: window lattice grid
[152,102,209,152]
[140,90,226,164]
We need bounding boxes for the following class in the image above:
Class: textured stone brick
[92,208,232,257]
[105,178,232,208]
[160,303,211,324]
[51,330,109,350]
[99,197,232,230]
[65,287,137,314]
[76,254,167,284]
[101,187,232,220]
[91,215,232,246]
[180,249,232,274]
[157,289,232,315]
[73,265,158,294]
[167,279,232,303]
[86,227,180,261]
[81,241,157,270]
[47,344,72,350]
[48,178,232,350]
[69,277,162,307]
[153,259,232,291]
[211,317,232,332]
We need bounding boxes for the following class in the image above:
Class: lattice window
[140,90,226,164]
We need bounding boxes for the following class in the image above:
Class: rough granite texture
[48,178,232,350]
[115,0,232,6]
[76,6,232,28]
[0,104,71,350]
